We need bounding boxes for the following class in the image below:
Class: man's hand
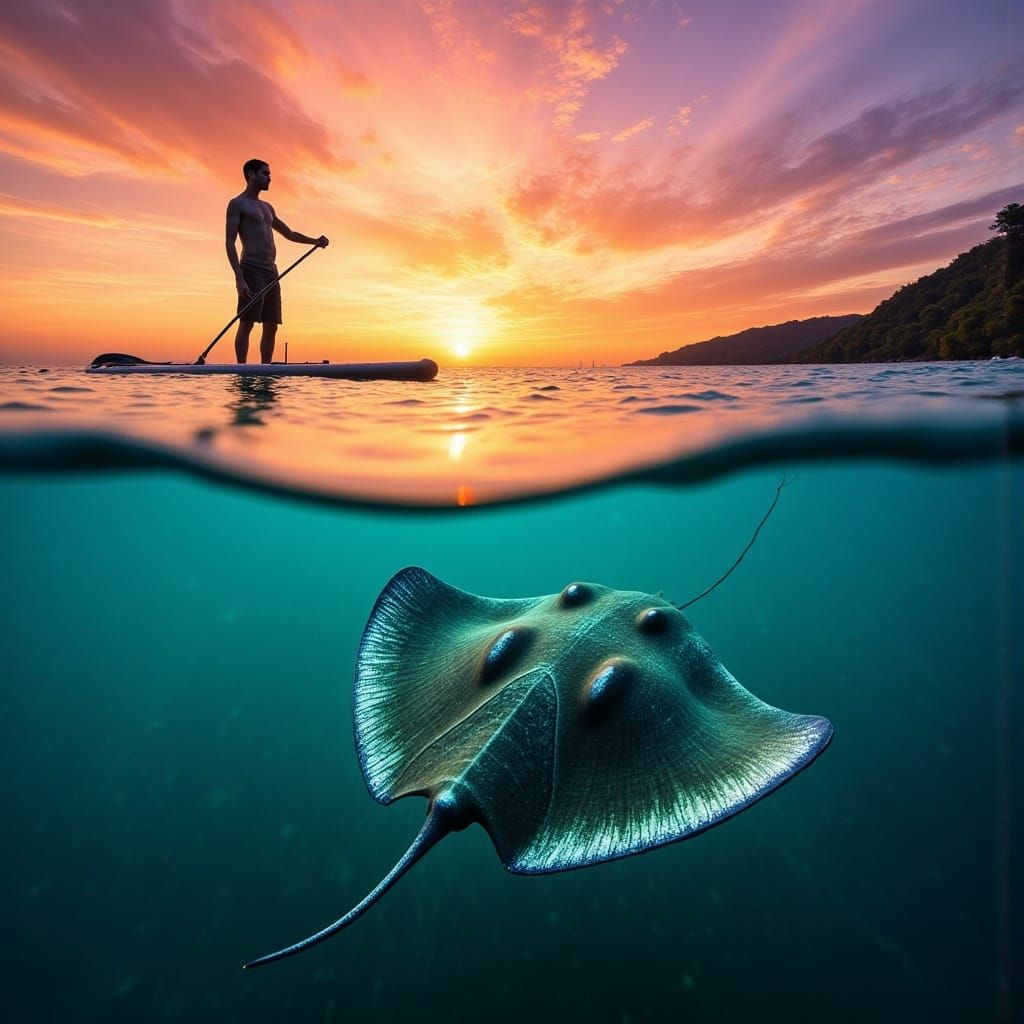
[236,271,253,300]
[316,235,330,248]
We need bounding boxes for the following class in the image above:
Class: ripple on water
[1,401,52,412]
[0,362,1021,506]
[633,403,702,415]
[668,390,738,402]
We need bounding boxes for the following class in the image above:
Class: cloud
[507,146,713,251]
[196,1,314,77]
[612,117,654,142]
[844,186,1024,249]
[347,204,508,276]
[0,191,119,226]
[666,105,692,135]
[0,0,352,183]
[419,0,496,65]
[337,65,376,96]
[593,187,1024,323]
[504,0,628,127]
[486,204,1003,355]
[720,65,1024,212]
[507,65,1024,254]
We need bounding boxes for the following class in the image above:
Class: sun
[448,323,478,359]
[442,306,497,360]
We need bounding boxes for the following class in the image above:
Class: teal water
[2,459,1021,1022]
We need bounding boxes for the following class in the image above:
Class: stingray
[244,560,832,968]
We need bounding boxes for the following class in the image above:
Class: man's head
[243,159,271,190]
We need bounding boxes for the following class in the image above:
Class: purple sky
[0,0,1021,363]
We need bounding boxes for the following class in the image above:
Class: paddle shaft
[195,244,321,364]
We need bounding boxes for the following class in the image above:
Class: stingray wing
[354,566,543,801]
[512,629,832,873]
[355,567,562,858]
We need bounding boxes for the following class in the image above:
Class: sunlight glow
[0,1,1016,366]
[448,432,468,460]
[442,305,498,361]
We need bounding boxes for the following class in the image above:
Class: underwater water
[1,363,1021,1022]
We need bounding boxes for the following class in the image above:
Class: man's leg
[260,322,278,364]
[235,320,254,363]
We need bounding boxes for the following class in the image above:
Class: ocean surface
[1,361,1021,1023]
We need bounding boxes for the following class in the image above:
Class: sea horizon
[2,1,1022,1020]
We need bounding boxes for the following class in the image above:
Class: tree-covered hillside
[795,228,1024,362]
[627,315,862,365]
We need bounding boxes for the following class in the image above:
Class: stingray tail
[243,810,451,969]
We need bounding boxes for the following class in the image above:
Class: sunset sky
[0,0,1021,366]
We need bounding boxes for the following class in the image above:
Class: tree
[991,202,1024,291]
[990,203,1024,237]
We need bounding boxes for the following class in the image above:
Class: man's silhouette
[225,159,328,363]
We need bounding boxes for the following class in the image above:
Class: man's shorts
[237,261,282,324]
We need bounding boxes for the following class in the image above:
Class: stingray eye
[636,608,668,635]
[481,627,530,683]
[560,583,590,607]
[581,657,635,720]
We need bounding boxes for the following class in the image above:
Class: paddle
[89,242,322,368]
[194,243,322,364]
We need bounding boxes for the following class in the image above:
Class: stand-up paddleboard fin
[242,798,461,969]
[89,353,169,367]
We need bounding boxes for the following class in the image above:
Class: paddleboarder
[226,159,329,364]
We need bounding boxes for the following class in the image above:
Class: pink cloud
[666,103,699,135]
[507,65,1024,254]
[0,0,353,184]
[612,117,655,142]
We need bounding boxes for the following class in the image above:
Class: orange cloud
[338,65,376,96]
[505,0,628,127]
[0,192,119,226]
[612,117,655,142]
[347,205,508,276]
[420,0,496,65]
[197,1,317,77]
[0,0,350,185]
[507,67,1024,258]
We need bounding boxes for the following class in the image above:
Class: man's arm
[271,209,329,248]
[225,199,252,298]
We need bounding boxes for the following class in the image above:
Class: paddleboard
[87,358,439,381]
